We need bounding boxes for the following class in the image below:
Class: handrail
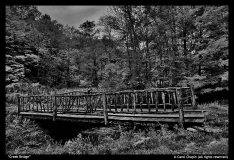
[17,86,196,126]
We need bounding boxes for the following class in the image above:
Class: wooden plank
[106,112,204,118]
[19,112,204,123]
[20,111,204,119]
[106,116,204,123]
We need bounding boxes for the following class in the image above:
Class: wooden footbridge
[17,85,205,126]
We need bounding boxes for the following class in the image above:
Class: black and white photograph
[6,5,228,155]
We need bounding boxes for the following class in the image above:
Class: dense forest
[6,5,228,98]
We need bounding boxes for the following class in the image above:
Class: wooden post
[162,91,166,112]
[17,94,20,116]
[176,89,184,128]
[189,84,196,108]
[155,91,158,113]
[102,93,108,125]
[133,92,136,113]
[53,96,57,121]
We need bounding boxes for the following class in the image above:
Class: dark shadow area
[33,119,105,144]
[196,90,228,104]
[32,118,203,145]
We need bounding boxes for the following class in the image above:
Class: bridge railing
[17,86,196,127]
[17,86,195,113]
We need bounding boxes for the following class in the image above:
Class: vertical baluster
[43,96,46,112]
[155,91,158,113]
[151,91,154,105]
[171,91,175,112]
[189,85,196,108]
[127,93,130,112]
[77,96,79,113]
[133,92,136,113]
[31,97,33,111]
[120,93,123,112]
[39,96,42,112]
[51,96,53,112]
[22,97,24,111]
[28,97,30,111]
[102,93,108,125]
[123,93,126,106]
[162,91,166,112]
[173,91,177,108]
[53,96,57,121]
[115,93,117,112]
[17,95,20,115]
[108,95,111,112]
[176,88,184,128]
[135,92,138,106]
[36,96,38,112]
[147,92,151,112]
[140,92,143,112]
[168,91,170,105]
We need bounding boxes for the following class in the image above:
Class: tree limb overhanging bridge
[17,86,206,126]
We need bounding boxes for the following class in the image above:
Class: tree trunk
[126,32,132,76]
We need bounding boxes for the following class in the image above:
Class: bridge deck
[19,107,205,124]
